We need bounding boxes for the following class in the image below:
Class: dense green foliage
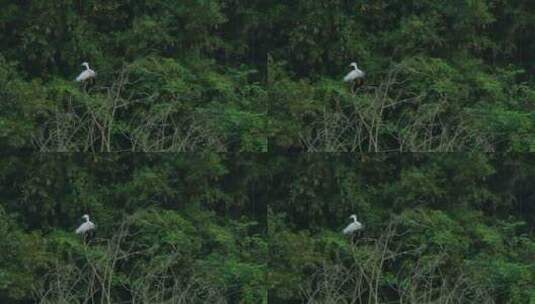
[0,1,268,151]
[1,154,534,303]
[1,1,534,151]
[268,0,535,151]
[269,154,535,303]
[0,154,267,303]
[1,1,535,303]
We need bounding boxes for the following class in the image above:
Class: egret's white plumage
[75,62,96,82]
[75,214,96,234]
[343,62,365,82]
[343,214,363,235]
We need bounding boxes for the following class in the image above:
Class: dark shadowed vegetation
[0,154,268,303]
[1,154,534,303]
[268,0,535,152]
[1,1,534,151]
[0,1,268,151]
[268,154,535,303]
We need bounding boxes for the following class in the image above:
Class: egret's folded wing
[76,71,88,82]
[75,224,84,234]
[75,222,90,234]
[343,71,356,82]
[76,70,95,82]
[342,223,353,234]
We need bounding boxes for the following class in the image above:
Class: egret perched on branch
[75,214,96,235]
[343,214,363,235]
[75,62,96,83]
[343,62,365,94]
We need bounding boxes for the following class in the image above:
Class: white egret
[343,62,365,93]
[75,62,96,82]
[75,214,96,235]
[343,214,363,235]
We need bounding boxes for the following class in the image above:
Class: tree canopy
[0,1,534,151]
[1,154,534,303]
[0,1,534,303]
[267,0,535,151]
[1,1,268,151]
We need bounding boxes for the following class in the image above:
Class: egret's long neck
[84,64,90,70]
[85,217,90,222]
[353,216,357,223]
